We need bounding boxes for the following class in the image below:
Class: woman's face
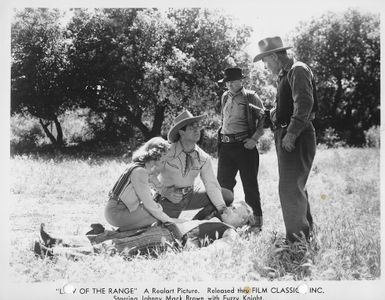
[151,153,167,174]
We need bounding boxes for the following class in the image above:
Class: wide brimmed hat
[218,67,246,83]
[253,36,292,62]
[167,110,205,143]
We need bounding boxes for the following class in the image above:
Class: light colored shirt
[154,141,226,211]
[119,167,174,223]
[221,88,250,134]
[221,87,265,142]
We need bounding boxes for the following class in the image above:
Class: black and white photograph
[1,0,384,299]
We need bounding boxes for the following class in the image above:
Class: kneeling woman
[105,137,184,231]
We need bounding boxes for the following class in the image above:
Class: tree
[11,8,71,147]
[66,8,252,140]
[290,9,380,145]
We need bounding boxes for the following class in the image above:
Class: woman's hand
[171,218,188,224]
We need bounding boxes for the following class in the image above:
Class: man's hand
[243,138,257,150]
[282,132,297,152]
[161,186,183,203]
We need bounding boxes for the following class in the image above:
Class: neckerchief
[181,142,195,177]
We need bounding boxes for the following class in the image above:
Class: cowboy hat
[253,36,292,62]
[167,110,205,143]
[218,67,246,83]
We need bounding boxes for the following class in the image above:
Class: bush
[258,129,274,154]
[59,108,100,144]
[319,127,346,148]
[10,114,48,153]
[199,128,218,156]
[364,125,380,148]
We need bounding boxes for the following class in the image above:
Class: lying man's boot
[40,223,63,247]
[86,223,105,235]
[33,241,54,258]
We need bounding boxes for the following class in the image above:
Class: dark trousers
[274,123,316,242]
[159,186,233,220]
[217,142,262,216]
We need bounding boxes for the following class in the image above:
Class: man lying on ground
[33,202,253,259]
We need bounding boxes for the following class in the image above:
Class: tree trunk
[150,105,166,137]
[39,116,64,148]
[331,75,343,128]
[39,119,57,145]
[53,115,64,147]
[129,111,151,140]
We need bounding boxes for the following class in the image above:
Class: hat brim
[218,75,246,83]
[253,46,292,62]
[167,115,206,143]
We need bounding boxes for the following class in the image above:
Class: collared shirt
[221,87,250,134]
[153,141,226,211]
[278,59,315,136]
[221,87,265,141]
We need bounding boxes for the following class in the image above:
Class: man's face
[262,54,280,75]
[225,79,243,93]
[179,121,202,144]
[221,205,248,228]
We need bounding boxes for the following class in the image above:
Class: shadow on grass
[10,140,134,162]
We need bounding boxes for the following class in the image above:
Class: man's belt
[219,132,249,143]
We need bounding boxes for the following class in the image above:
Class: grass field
[9,147,380,282]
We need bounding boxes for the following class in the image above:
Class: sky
[4,0,383,55]
[220,0,383,55]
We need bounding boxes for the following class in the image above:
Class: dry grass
[9,147,380,282]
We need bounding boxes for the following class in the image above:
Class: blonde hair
[235,202,253,226]
[132,137,170,163]
[221,202,253,228]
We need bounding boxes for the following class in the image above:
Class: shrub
[319,127,346,148]
[199,128,218,156]
[59,108,100,144]
[364,125,380,148]
[10,113,47,153]
[258,129,274,154]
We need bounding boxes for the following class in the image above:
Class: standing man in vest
[217,67,265,231]
[253,36,318,242]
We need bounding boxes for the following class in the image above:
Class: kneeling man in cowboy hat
[151,110,233,220]
[253,36,318,242]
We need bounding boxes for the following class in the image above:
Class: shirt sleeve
[250,93,265,141]
[286,65,315,136]
[199,157,226,211]
[130,168,173,223]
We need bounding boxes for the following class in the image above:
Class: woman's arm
[130,168,176,223]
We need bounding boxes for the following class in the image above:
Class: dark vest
[276,63,319,125]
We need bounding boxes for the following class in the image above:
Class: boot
[248,214,263,232]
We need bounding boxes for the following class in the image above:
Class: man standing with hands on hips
[253,36,318,242]
[217,67,265,231]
